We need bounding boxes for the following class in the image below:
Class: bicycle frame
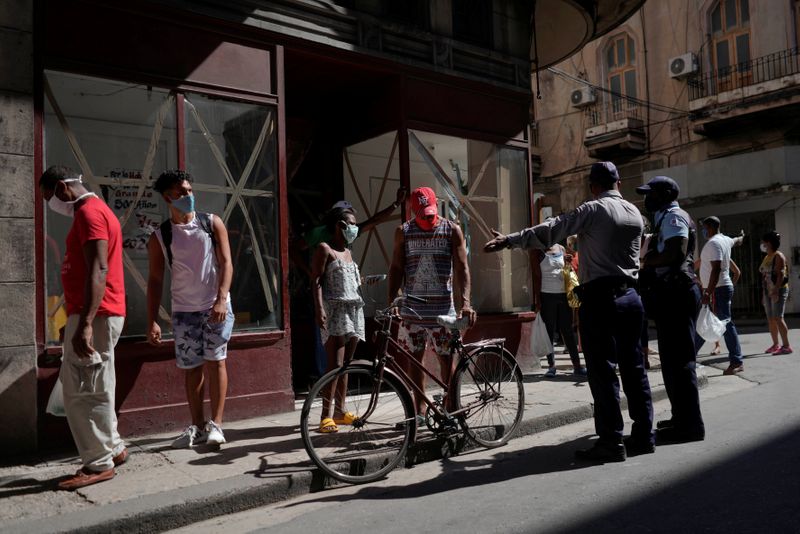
[356,312,505,429]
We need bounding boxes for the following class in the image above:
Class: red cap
[410,187,438,217]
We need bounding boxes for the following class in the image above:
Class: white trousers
[60,314,125,472]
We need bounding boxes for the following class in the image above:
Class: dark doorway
[283,49,401,393]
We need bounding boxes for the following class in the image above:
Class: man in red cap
[388,186,476,417]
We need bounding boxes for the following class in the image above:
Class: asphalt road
[170,350,800,534]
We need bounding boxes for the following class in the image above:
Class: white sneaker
[205,420,226,445]
[171,425,205,448]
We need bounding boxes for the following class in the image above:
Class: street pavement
[171,326,800,534]
[0,325,796,533]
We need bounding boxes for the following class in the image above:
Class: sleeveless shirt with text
[401,218,455,327]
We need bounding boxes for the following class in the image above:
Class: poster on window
[106,170,163,257]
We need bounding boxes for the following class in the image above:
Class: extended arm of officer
[484,204,592,252]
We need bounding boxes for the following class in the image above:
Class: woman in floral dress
[311,207,365,432]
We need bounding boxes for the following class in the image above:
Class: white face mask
[47,177,94,218]
[760,243,769,253]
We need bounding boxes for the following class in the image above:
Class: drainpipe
[640,9,651,154]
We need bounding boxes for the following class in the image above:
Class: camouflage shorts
[172,302,234,369]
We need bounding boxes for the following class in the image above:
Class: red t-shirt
[61,196,126,317]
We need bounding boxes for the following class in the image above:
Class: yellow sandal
[333,412,356,425]
[319,418,338,433]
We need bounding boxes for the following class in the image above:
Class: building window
[43,71,281,345]
[406,130,531,313]
[341,130,531,314]
[710,0,751,89]
[452,0,494,48]
[605,34,637,118]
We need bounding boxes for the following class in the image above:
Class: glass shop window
[43,71,281,345]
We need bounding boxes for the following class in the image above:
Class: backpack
[159,212,216,268]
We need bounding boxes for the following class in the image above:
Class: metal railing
[689,48,800,101]
[586,97,643,128]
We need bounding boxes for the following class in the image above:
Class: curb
[6,374,708,534]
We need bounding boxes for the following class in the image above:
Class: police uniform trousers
[650,283,705,434]
[578,281,654,445]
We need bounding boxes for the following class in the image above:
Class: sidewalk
[3,329,789,534]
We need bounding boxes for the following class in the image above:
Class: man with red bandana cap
[388,187,476,417]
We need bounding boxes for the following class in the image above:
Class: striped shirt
[402,218,456,327]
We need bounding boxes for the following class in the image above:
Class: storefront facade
[2,0,539,452]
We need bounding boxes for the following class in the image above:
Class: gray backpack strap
[159,213,216,268]
[197,212,217,250]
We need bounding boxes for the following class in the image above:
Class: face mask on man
[342,223,359,244]
[171,193,195,214]
[644,194,664,214]
[701,227,709,240]
[47,177,94,218]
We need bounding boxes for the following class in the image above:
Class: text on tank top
[402,218,455,325]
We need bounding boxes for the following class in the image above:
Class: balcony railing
[689,48,800,101]
[586,97,642,128]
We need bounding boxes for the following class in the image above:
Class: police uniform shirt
[654,202,689,253]
[652,202,689,277]
[505,190,643,284]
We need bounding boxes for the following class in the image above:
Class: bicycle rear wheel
[301,364,415,484]
[453,348,524,448]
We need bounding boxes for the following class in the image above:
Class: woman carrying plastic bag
[530,314,553,359]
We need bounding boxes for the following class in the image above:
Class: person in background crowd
[566,234,583,354]
[485,161,653,462]
[694,216,746,374]
[388,187,476,418]
[565,235,580,271]
[530,243,586,377]
[147,170,234,448]
[40,166,128,490]
[759,231,793,355]
[311,207,365,433]
[638,176,705,444]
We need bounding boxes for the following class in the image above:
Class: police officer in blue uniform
[485,162,654,462]
[638,176,705,443]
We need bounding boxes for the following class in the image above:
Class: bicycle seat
[436,315,469,330]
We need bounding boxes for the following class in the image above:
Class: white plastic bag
[531,314,553,358]
[696,305,728,343]
[46,378,66,417]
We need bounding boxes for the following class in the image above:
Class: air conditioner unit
[570,87,596,107]
[669,53,699,79]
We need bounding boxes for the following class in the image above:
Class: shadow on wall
[0,350,37,455]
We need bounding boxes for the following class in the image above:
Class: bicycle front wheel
[453,348,524,448]
[300,364,415,484]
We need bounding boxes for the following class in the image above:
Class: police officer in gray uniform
[638,176,705,443]
[485,162,654,462]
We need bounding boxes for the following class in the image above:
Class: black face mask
[644,194,664,214]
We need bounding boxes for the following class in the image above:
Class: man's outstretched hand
[483,229,510,253]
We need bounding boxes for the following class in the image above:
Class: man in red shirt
[39,166,127,490]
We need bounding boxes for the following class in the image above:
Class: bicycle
[300,295,525,484]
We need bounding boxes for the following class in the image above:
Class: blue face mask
[701,228,709,239]
[171,193,195,214]
[342,223,359,244]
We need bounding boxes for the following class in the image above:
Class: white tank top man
[146,170,234,448]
